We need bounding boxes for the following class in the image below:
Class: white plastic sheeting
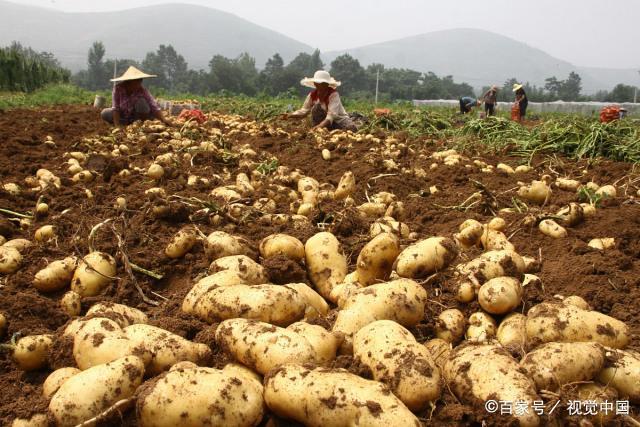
[412,100,640,116]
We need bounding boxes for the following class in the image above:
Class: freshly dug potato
[370,217,410,239]
[334,171,355,200]
[456,250,526,302]
[563,295,591,310]
[43,367,81,399]
[265,364,420,427]
[575,383,619,424]
[181,270,245,314]
[466,312,497,342]
[424,338,451,371]
[479,227,515,252]
[558,202,584,227]
[34,225,56,242]
[33,257,77,292]
[395,237,458,279]
[86,302,148,327]
[164,228,197,259]
[9,334,53,371]
[538,219,567,238]
[332,279,427,352]
[596,185,616,198]
[555,178,580,191]
[588,238,615,250]
[444,344,540,427]
[192,284,306,326]
[520,342,605,391]
[72,318,138,370]
[596,348,640,403]
[137,364,264,427]
[215,319,316,374]
[2,238,32,252]
[305,232,347,300]
[208,255,268,284]
[454,219,483,248]
[259,234,305,261]
[497,313,527,353]
[355,232,400,286]
[298,176,319,205]
[204,231,255,261]
[518,180,551,204]
[0,245,22,274]
[478,277,523,315]
[70,251,117,297]
[285,283,329,320]
[124,324,211,374]
[11,414,48,427]
[49,356,144,427]
[287,322,341,364]
[353,320,441,411]
[435,309,466,344]
[526,302,629,348]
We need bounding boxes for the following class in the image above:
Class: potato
[147,163,164,180]
[33,256,77,292]
[479,227,515,252]
[137,364,264,427]
[518,180,551,204]
[444,344,540,427]
[596,184,616,198]
[43,367,81,399]
[466,312,497,342]
[588,237,615,250]
[70,251,117,297]
[526,302,629,348]
[34,224,56,242]
[0,245,22,274]
[456,250,525,300]
[454,219,483,248]
[285,283,329,320]
[11,334,53,370]
[192,284,306,326]
[355,232,400,286]
[520,342,605,391]
[35,202,48,216]
[124,324,211,374]
[72,318,139,370]
[305,232,347,300]
[424,338,451,371]
[357,202,387,219]
[2,238,32,252]
[49,356,144,427]
[11,414,48,427]
[60,291,82,316]
[581,203,597,216]
[210,186,242,201]
[497,313,527,353]
[86,302,148,327]
[332,279,427,352]
[562,295,591,310]
[208,255,267,284]
[555,178,580,191]
[164,228,197,259]
[478,277,523,315]
[354,320,441,411]
[395,237,458,279]
[72,170,94,183]
[259,233,305,261]
[488,217,507,231]
[497,163,515,174]
[287,322,341,364]
[182,270,246,314]
[265,364,420,427]
[216,319,316,374]
[204,231,255,261]
[298,176,319,205]
[597,348,640,403]
[576,383,618,424]
[370,217,410,239]
[334,171,355,200]
[435,309,466,344]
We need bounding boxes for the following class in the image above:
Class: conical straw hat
[110,66,157,82]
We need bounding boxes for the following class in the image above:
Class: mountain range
[1,1,638,94]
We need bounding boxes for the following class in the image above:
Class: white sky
[8,0,640,69]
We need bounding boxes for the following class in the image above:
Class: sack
[178,109,206,124]
[511,103,520,121]
[600,105,621,123]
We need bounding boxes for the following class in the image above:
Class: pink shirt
[111,83,160,122]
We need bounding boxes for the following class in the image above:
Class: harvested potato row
[208,255,268,284]
[444,344,541,427]
[264,364,421,427]
[305,232,347,300]
[395,237,458,279]
[49,356,145,427]
[526,301,629,348]
[137,363,264,427]
[353,320,441,411]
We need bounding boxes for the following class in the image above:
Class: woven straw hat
[301,70,341,88]
[111,66,157,82]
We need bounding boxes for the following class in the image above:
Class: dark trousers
[485,103,495,116]
[311,103,357,131]
[101,98,152,125]
[519,99,528,118]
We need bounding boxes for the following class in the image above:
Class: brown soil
[0,105,638,425]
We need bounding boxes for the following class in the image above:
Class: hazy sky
[7,0,640,69]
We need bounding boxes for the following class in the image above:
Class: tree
[544,77,562,99]
[87,41,108,90]
[607,84,636,102]
[260,53,286,95]
[330,54,366,95]
[559,71,582,101]
[142,45,189,92]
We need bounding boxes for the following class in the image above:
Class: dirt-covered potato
[72,318,141,370]
[597,348,640,403]
[208,255,268,284]
[9,334,53,371]
[576,383,619,424]
[286,322,341,364]
[334,171,355,200]
[191,283,306,326]
[466,312,497,342]
[538,219,567,238]
[305,232,347,300]
[34,224,56,242]
[353,320,441,411]
[33,257,77,292]
[478,277,523,315]
[395,237,458,278]
[435,309,466,344]
[424,338,451,371]
[215,319,317,375]
[181,270,246,314]
[497,313,527,354]
[518,180,551,204]
[332,279,427,353]
[49,356,144,427]
[284,283,330,320]
[355,232,400,286]
[0,245,22,274]
[520,342,605,392]
[526,302,629,348]
[259,233,305,261]
[455,250,525,302]
[43,367,81,399]
[11,414,48,427]
[204,231,255,261]
[444,344,541,427]
[480,226,515,252]
[70,251,117,297]
[454,219,483,248]
[164,227,197,259]
[137,364,264,427]
[264,364,420,427]
[588,237,615,250]
[86,302,148,327]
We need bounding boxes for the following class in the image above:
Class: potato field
[0,104,639,426]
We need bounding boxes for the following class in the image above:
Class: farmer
[100,66,173,128]
[513,83,528,120]
[459,96,480,114]
[482,85,498,116]
[285,70,357,131]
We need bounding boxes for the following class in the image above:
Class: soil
[0,105,638,425]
